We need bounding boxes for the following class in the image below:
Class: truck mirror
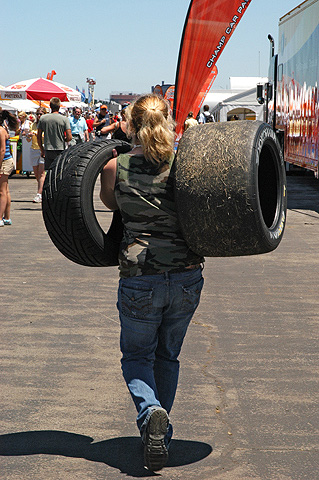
[257,84,264,104]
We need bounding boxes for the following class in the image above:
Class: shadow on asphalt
[286,175,319,213]
[0,431,212,477]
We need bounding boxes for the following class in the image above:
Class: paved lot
[0,173,318,479]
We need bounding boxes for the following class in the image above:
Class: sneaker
[0,220,4,227]
[144,408,169,472]
[33,193,42,203]
[3,218,12,225]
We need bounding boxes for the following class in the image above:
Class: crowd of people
[0,99,131,215]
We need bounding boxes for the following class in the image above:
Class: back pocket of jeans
[120,286,153,319]
[181,277,204,313]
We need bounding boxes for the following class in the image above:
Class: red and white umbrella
[0,77,81,102]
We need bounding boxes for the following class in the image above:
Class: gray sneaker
[144,408,169,472]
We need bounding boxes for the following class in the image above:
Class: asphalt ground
[0,173,318,480]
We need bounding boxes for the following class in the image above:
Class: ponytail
[127,94,175,164]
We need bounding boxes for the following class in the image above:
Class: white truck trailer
[258,0,319,175]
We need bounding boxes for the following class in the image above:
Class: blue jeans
[117,267,204,442]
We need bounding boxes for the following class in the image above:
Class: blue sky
[2,0,299,100]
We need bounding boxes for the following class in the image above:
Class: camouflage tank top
[115,152,203,278]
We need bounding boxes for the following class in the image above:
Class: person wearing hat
[184,111,198,132]
[93,105,110,136]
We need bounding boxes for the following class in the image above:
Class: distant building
[109,92,140,106]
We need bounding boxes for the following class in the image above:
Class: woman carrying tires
[100,94,204,472]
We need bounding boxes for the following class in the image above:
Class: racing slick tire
[174,120,287,257]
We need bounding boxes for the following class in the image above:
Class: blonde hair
[126,94,175,164]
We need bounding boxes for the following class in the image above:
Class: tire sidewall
[251,124,287,251]
[79,140,131,256]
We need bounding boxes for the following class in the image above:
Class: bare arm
[37,127,45,157]
[100,122,117,136]
[100,156,118,210]
[93,116,107,128]
[0,128,6,165]
[65,128,72,143]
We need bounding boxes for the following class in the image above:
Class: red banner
[194,65,218,112]
[173,0,252,138]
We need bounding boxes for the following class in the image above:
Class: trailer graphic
[258,0,319,175]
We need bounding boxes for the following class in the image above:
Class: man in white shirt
[198,104,214,124]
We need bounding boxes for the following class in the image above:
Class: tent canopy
[211,88,264,122]
[0,101,17,112]
[0,78,81,102]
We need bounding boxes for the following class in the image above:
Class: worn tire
[175,121,287,256]
[42,138,131,266]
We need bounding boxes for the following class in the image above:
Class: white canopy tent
[201,90,239,111]
[0,99,87,114]
[60,101,88,112]
[0,101,17,112]
[211,88,264,122]
[0,99,40,112]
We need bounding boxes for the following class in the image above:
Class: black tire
[42,139,131,266]
[174,121,287,256]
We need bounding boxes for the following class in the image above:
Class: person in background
[37,97,72,170]
[17,111,31,137]
[99,94,204,472]
[69,107,89,146]
[93,105,110,137]
[28,113,36,123]
[0,110,19,226]
[28,107,47,203]
[100,106,130,143]
[184,111,198,131]
[198,104,213,124]
[85,112,94,141]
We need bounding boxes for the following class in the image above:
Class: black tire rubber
[174,120,287,256]
[42,138,131,266]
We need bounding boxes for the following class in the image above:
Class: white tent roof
[211,88,264,122]
[60,101,88,111]
[202,77,268,113]
[0,99,39,112]
[0,101,18,112]
[0,98,87,114]
[202,90,239,111]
